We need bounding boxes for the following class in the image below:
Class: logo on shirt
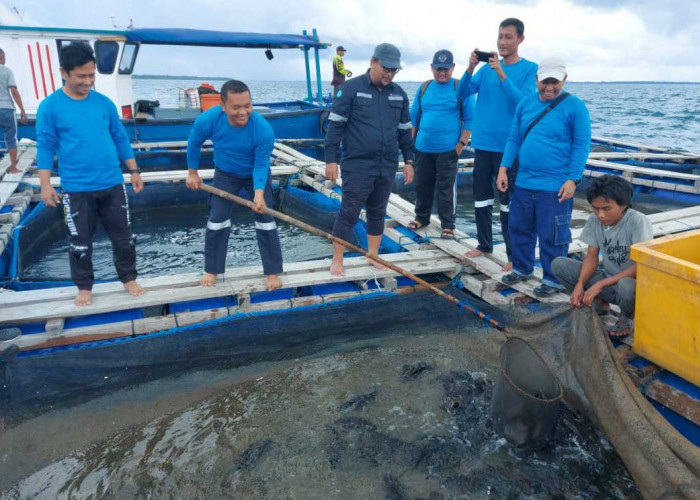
[337,90,343,98]
[604,237,630,266]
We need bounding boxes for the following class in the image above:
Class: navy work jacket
[324,71,414,176]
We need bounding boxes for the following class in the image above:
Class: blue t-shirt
[410,79,475,153]
[36,89,134,192]
[502,92,591,192]
[187,107,275,190]
[457,58,538,153]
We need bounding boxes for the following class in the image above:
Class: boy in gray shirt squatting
[552,175,652,337]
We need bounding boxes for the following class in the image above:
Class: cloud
[6,0,700,81]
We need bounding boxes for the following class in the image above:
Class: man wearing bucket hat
[324,43,414,276]
[409,49,475,239]
[331,45,352,97]
[496,56,591,297]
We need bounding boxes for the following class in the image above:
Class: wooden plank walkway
[274,142,700,305]
[0,249,459,325]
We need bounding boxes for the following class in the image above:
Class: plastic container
[200,93,221,112]
[631,229,700,386]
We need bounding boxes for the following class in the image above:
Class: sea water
[3,79,694,495]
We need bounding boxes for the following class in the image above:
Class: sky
[2,0,699,82]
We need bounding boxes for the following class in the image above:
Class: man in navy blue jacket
[324,43,414,276]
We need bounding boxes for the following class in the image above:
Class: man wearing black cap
[409,49,475,239]
[331,46,352,97]
[324,42,415,276]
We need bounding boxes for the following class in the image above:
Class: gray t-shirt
[0,65,17,110]
[580,208,653,277]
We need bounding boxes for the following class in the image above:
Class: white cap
[537,57,567,81]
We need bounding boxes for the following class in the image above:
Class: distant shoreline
[133,75,700,84]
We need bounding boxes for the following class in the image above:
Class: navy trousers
[332,170,394,242]
[63,184,136,291]
[413,150,458,230]
[205,169,283,276]
[473,149,511,258]
[508,186,573,288]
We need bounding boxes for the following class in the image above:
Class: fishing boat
[0,25,330,146]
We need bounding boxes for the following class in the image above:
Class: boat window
[55,39,90,52]
[118,42,139,75]
[95,41,119,74]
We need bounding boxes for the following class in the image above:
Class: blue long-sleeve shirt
[36,89,134,192]
[324,71,414,176]
[501,91,591,192]
[187,108,275,190]
[456,58,538,153]
[410,79,476,153]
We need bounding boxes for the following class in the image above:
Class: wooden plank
[586,158,700,182]
[11,288,394,351]
[21,164,301,188]
[0,149,36,206]
[0,251,460,324]
[646,379,700,427]
[0,249,450,307]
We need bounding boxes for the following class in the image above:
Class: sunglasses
[380,64,400,75]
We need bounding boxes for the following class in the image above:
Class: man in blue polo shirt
[409,49,475,239]
[458,18,538,270]
[186,79,283,291]
[324,43,414,276]
[37,43,144,307]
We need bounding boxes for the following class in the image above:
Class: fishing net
[1,292,699,498]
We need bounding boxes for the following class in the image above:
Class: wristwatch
[404,160,414,166]
[129,167,142,174]
[459,140,467,147]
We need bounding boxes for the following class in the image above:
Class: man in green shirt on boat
[331,46,352,97]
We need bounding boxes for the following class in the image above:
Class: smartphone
[475,50,493,63]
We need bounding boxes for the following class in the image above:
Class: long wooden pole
[200,183,510,334]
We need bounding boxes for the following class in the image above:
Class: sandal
[407,220,425,230]
[441,228,455,240]
[608,316,634,338]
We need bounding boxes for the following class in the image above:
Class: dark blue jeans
[205,169,283,276]
[508,187,573,288]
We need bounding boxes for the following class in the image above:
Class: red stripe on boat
[27,44,39,99]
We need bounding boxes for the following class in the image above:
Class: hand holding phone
[475,50,493,63]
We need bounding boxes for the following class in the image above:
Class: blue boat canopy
[125,28,327,49]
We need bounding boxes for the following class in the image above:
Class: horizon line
[133,75,700,84]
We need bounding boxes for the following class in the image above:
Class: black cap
[431,49,454,69]
[337,46,346,52]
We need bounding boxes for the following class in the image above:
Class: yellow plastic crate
[631,229,700,386]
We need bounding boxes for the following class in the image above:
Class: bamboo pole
[199,183,510,334]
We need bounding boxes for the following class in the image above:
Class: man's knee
[618,277,636,297]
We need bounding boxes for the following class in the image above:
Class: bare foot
[465,249,487,258]
[266,274,282,291]
[330,259,345,276]
[75,289,92,306]
[124,280,145,296]
[200,272,217,287]
[7,165,20,174]
[502,261,513,272]
[366,254,388,271]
